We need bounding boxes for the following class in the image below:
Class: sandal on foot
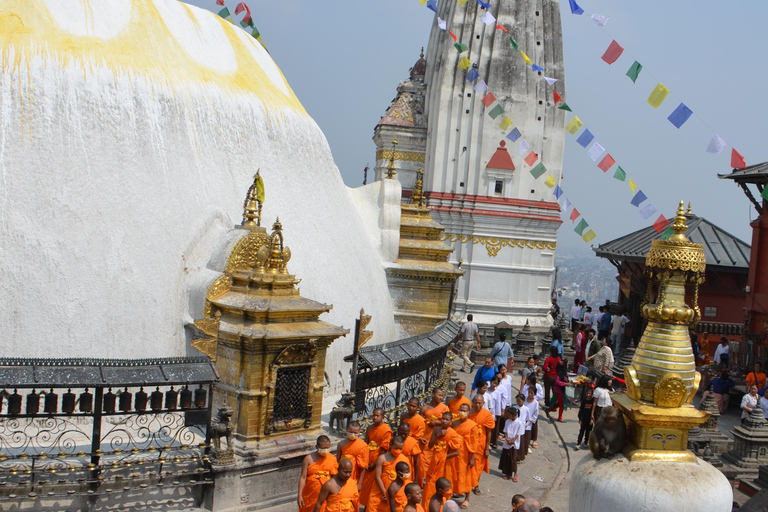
[460,502,470,510]
[503,475,511,480]
[472,487,481,496]
[512,476,519,482]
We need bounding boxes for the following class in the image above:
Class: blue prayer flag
[576,129,594,148]
[667,103,693,129]
[532,64,544,72]
[466,67,480,82]
[569,0,584,15]
[553,185,564,199]
[478,0,491,9]
[427,0,438,13]
[630,190,648,207]
[507,127,522,142]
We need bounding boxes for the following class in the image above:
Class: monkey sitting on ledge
[589,406,626,460]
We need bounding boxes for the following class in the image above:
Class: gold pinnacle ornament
[615,201,709,463]
[385,139,398,179]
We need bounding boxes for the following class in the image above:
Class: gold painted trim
[622,446,698,463]
[376,150,426,164]
[441,233,556,257]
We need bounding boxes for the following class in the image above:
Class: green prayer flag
[454,43,469,53]
[659,227,674,240]
[530,162,547,179]
[574,218,588,236]
[488,104,504,119]
[509,37,518,52]
[613,166,627,181]
[217,7,230,18]
[558,103,572,112]
[241,18,254,28]
[626,61,642,83]
[762,187,768,201]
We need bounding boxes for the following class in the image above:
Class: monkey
[588,406,626,460]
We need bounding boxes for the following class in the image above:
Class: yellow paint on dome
[0,0,305,115]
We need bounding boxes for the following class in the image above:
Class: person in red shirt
[542,346,561,406]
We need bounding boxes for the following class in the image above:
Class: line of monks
[298,384,496,512]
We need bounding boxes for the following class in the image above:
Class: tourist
[741,385,759,423]
[511,494,526,511]
[714,337,730,366]
[298,435,338,512]
[704,371,735,414]
[583,306,593,328]
[468,394,494,495]
[573,324,587,371]
[337,420,369,483]
[550,328,564,357]
[499,406,523,482]
[490,333,515,371]
[522,375,544,402]
[759,389,768,420]
[574,387,594,451]
[524,386,540,450]
[592,375,613,423]
[514,393,531,461]
[420,389,449,477]
[546,361,569,423]
[598,307,612,342]
[532,354,542,377]
[745,362,767,390]
[588,338,614,376]
[313,458,358,512]
[447,403,477,509]
[610,309,627,358]
[471,357,497,392]
[689,328,700,364]
[519,357,537,391]
[592,306,603,332]
[448,381,471,420]
[570,299,582,332]
[385,461,411,512]
[455,314,480,373]
[397,422,421,485]
[366,436,408,512]
[698,332,710,366]
[550,299,560,321]
[422,413,460,509]
[584,329,600,364]
[486,376,503,448]
[360,409,393,508]
[402,482,424,512]
[427,477,451,512]
[543,346,561,405]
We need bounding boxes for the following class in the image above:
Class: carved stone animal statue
[589,406,627,460]
[330,393,355,431]
[211,405,234,452]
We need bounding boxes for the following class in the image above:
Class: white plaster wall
[0,0,397,399]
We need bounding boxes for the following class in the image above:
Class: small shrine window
[494,180,503,195]
[704,307,717,318]
[273,367,310,425]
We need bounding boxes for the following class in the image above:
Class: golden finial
[412,169,425,207]
[668,200,689,242]
[385,139,398,179]
[686,201,692,215]
[420,47,425,59]
[357,308,373,347]
[266,217,291,274]
[241,171,264,229]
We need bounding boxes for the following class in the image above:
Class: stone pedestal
[515,320,537,357]
[721,406,768,481]
[570,453,732,512]
[688,391,732,459]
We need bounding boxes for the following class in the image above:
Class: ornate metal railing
[0,357,218,504]
[345,321,459,422]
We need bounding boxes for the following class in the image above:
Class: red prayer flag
[597,154,616,172]
[653,214,668,233]
[553,90,563,104]
[495,24,508,33]
[731,148,746,169]
[601,40,624,65]
[481,92,497,108]
[234,2,249,15]
[216,0,225,5]
[570,208,580,223]
[524,151,539,167]
[448,30,457,42]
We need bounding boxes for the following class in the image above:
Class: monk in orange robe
[385,461,411,512]
[299,435,338,512]
[427,478,451,512]
[403,483,425,512]
[397,423,421,483]
[400,398,425,482]
[420,389,449,474]
[447,382,471,420]
[421,412,461,509]
[359,409,393,508]
[314,458,359,512]
[467,393,495,494]
[367,436,409,512]
[446,403,478,509]
[337,421,369,484]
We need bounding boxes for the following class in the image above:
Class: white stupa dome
[0,0,397,398]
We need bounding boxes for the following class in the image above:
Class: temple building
[373,0,566,326]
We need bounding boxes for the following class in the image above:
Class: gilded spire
[385,139,398,179]
[266,218,291,275]
[686,201,692,216]
[241,171,264,229]
[412,169,425,207]
[669,200,689,242]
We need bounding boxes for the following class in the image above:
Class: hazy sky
[189,0,766,255]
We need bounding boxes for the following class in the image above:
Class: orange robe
[339,438,369,482]
[421,403,449,472]
[401,435,422,481]
[325,478,359,512]
[367,453,410,512]
[300,454,338,512]
[392,480,409,512]
[359,424,393,507]
[447,396,471,420]
[401,414,426,482]
[421,428,461,508]
[445,419,478,494]
[468,408,495,487]
[699,338,710,366]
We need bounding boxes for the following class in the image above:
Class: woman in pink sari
[573,324,587,371]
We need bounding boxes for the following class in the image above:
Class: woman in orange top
[299,435,338,512]
[467,393,494,494]
[421,412,461,508]
[360,409,393,508]
[446,403,478,509]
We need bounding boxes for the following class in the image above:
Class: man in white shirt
[570,299,582,332]
[610,310,627,358]
[714,337,730,366]
[455,314,480,373]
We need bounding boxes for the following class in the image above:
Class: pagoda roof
[718,161,768,184]
[594,214,750,270]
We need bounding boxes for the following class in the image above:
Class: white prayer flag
[587,142,605,161]
[543,76,558,86]
[706,133,727,154]
[591,14,609,27]
[518,140,530,155]
[438,17,447,30]
[481,11,496,25]
[562,197,572,212]
[473,80,488,93]
[639,203,658,220]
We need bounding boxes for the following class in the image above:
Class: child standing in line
[514,394,531,462]
[487,375,504,449]
[574,387,594,451]
[499,407,524,482]
[524,386,540,450]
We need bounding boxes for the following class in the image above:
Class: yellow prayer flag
[629,179,638,194]
[565,116,583,135]
[582,229,597,243]
[420,0,427,5]
[647,83,670,108]
[255,175,265,203]
[457,0,468,4]
[499,116,513,130]
[458,57,472,70]
[544,174,556,188]
[521,50,532,65]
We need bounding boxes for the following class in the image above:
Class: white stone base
[570,452,732,512]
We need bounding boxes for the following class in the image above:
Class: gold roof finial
[266,217,291,275]
[420,47,425,59]
[241,171,264,229]
[412,169,425,207]
[668,200,689,242]
[686,201,692,216]
[385,139,398,179]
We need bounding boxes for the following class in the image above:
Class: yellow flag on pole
[521,50,532,65]
[647,83,670,108]
[544,174,556,188]
[256,175,265,203]
[629,179,638,194]
[499,116,513,130]
[565,116,583,135]
[582,229,597,243]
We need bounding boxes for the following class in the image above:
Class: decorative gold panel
[376,150,426,164]
[441,233,556,257]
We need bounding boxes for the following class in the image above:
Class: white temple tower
[422,0,565,325]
